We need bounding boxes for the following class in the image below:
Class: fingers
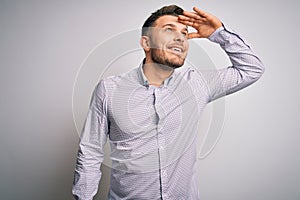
[179,7,207,20]
[177,7,207,27]
[193,7,208,18]
[181,10,202,20]
[178,6,220,39]
[178,15,202,28]
[187,33,200,39]
[177,15,192,21]
[178,20,193,28]
[178,13,203,28]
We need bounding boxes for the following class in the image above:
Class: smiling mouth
[167,46,184,56]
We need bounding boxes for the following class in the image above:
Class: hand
[178,7,222,39]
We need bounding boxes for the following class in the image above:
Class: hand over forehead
[178,6,222,39]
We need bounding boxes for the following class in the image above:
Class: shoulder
[95,67,140,92]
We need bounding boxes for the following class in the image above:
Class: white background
[0,0,299,199]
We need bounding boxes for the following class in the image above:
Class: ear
[140,36,150,52]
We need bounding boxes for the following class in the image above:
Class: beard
[150,48,185,69]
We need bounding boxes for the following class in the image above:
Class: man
[72,4,264,200]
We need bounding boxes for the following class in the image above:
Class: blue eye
[165,28,173,32]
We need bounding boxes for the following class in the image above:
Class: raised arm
[179,7,264,101]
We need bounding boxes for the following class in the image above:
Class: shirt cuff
[208,25,225,42]
[208,23,251,48]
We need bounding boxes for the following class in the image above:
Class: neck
[143,59,174,86]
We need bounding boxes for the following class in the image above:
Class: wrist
[208,26,225,41]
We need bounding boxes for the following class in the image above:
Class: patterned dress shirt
[72,25,264,200]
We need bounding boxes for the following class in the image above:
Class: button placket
[153,87,170,199]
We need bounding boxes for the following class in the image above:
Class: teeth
[172,47,182,52]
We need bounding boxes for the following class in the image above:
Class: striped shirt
[72,26,264,200]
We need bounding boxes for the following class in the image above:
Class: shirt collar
[137,58,176,88]
[137,59,149,87]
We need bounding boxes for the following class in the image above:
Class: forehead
[154,15,187,30]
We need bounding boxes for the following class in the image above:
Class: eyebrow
[162,23,188,32]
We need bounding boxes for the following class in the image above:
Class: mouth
[167,45,184,56]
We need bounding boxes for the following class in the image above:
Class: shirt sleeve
[199,24,265,102]
[72,80,109,200]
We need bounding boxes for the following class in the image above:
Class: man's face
[148,15,189,69]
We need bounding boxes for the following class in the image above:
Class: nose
[174,31,185,43]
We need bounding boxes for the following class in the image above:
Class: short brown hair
[141,5,184,36]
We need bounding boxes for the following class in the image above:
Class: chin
[166,59,185,69]
[151,49,186,69]
[168,57,186,68]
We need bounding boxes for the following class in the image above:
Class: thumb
[188,32,201,39]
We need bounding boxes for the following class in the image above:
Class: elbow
[254,61,265,81]
[246,58,265,82]
[238,62,265,85]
